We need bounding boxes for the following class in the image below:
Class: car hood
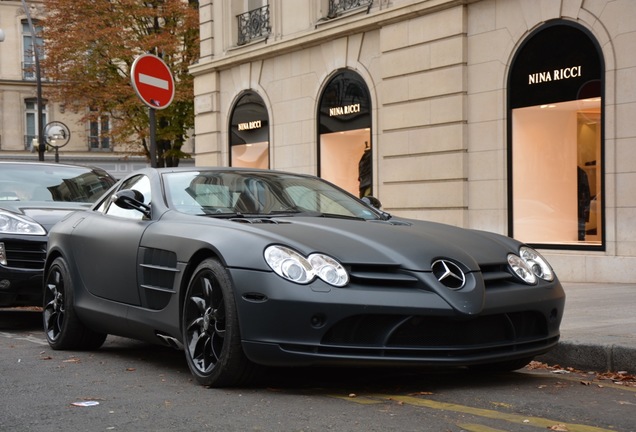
[0,202,90,231]
[226,216,521,272]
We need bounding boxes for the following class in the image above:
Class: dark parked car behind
[0,161,116,307]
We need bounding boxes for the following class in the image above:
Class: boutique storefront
[508,22,604,250]
[192,0,636,283]
[318,70,372,198]
[229,92,270,169]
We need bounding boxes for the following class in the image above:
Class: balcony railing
[328,0,373,18]
[237,5,271,46]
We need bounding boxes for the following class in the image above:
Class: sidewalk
[536,282,636,373]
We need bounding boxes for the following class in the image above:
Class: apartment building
[191,0,636,283]
[0,0,193,177]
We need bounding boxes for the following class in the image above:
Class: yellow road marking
[332,393,617,432]
[458,424,511,432]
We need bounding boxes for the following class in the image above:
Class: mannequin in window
[577,166,591,241]
[358,141,372,197]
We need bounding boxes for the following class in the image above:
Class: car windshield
[163,171,381,220]
[0,164,115,203]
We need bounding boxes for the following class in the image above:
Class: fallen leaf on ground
[548,424,569,431]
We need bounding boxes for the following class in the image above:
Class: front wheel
[182,258,256,387]
[43,257,106,350]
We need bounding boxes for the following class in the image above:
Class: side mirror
[113,189,151,218]
[361,195,382,209]
[361,195,391,220]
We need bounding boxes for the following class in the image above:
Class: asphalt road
[1,309,635,432]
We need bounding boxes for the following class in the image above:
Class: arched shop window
[229,91,269,168]
[318,70,372,197]
[508,21,604,250]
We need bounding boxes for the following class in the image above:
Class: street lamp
[22,0,45,161]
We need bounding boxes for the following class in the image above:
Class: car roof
[149,166,313,177]
[0,160,107,171]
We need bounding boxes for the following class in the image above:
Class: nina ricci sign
[238,120,262,131]
[329,103,361,117]
[528,66,582,85]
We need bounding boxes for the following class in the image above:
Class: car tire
[43,257,107,350]
[182,258,256,387]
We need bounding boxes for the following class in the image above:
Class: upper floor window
[24,98,47,151]
[88,109,111,151]
[237,2,270,45]
[22,20,43,80]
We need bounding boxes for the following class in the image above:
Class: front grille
[348,265,420,288]
[347,262,517,291]
[2,240,47,270]
[479,263,517,288]
[322,312,548,351]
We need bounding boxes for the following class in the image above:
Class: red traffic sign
[130,54,175,110]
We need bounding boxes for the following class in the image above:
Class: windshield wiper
[202,212,246,218]
[293,210,366,221]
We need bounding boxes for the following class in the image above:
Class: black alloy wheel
[43,257,106,350]
[43,260,66,344]
[182,258,255,387]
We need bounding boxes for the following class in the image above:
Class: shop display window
[508,22,604,249]
[512,99,601,245]
[229,92,269,169]
[318,70,372,197]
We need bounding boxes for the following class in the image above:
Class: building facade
[0,0,193,177]
[190,0,634,283]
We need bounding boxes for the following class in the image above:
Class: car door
[70,175,152,306]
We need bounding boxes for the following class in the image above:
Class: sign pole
[130,54,175,169]
[22,0,45,161]
[149,108,157,168]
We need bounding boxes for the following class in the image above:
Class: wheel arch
[178,248,228,333]
[43,247,65,279]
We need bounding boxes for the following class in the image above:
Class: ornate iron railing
[328,0,373,18]
[237,5,271,46]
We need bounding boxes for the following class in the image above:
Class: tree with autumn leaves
[41,0,199,167]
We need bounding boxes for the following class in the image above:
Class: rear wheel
[43,257,106,350]
[182,258,256,387]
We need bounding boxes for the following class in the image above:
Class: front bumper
[229,268,565,367]
[0,237,47,307]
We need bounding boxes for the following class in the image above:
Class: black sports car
[0,161,115,307]
[43,167,565,387]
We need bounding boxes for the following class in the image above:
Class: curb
[537,342,636,374]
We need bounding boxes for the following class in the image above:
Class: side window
[102,175,151,220]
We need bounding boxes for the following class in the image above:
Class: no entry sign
[130,54,175,110]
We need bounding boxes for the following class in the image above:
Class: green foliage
[41,0,199,166]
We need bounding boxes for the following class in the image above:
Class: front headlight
[264,245,349,287]
[0,209,46,235]
[519,246,554,281]
[507,246,554,284]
